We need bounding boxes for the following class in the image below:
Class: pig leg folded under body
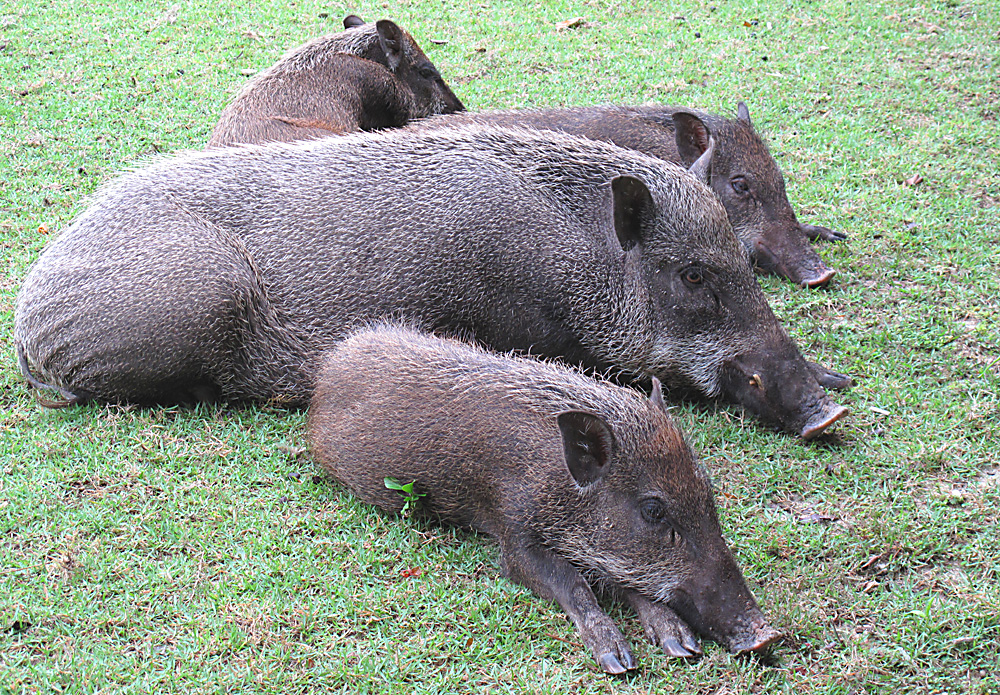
[808,361,854,390]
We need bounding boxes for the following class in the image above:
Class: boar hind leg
[500,537,636,674]
[624,589,702,658]
[65,255,251,404]
[22,223,297,406]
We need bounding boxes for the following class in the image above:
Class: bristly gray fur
[15,123,795,408]
[411,103,840,288]
[308,324,777,662]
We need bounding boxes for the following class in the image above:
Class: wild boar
[414,102,844,287]
[309,324,782,673]
[15,124,848,437]
[207,15,464,147]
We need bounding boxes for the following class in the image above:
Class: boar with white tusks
[308,325,783,674]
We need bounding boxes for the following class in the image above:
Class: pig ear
[737,101,752,125]
[686,135,715,184]
[376,19,405,71]
[672,111,711,167]
[343,15,366,29]
[557,411,615,487]
[611,175,654,252]
[649,377,668,413]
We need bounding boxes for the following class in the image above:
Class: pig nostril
[802,267,836,288]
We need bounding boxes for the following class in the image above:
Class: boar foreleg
[623,589,703,658]
[808,362,854,390]
[499,538,636,675]
[799,222,848,243]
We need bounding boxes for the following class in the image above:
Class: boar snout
[719,345,849,439]
[799,400,850,441]
[753,232,835,288]
[724,613,784,655]
[665,550,782,655]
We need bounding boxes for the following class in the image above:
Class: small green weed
[383,477,425,516]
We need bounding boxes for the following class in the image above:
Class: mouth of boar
[718,348,848,439]
[665,568,782,654]
[752,232,836,288]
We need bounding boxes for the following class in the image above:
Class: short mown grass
[2,0,999,692]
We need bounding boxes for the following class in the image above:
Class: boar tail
[16,342,84,408]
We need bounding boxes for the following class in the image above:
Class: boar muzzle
[666,548,783,655]
[719,346,849,439]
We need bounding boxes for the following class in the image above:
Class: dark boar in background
[417,102,844,287]
[208,15,463,147]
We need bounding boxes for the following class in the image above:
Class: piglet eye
[640,498,668,523]
[730,176,750,195]
[418,65,439,79]
[681,267,703,286]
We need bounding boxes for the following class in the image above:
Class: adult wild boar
[309,324,782,673]
[207,15,464,147]
[416,102,844,287]
[15,124,848,438]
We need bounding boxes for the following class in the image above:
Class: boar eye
[681,267,703,287]
[418,65,439,79]
[730,176,750,196]
[640,498,669,524]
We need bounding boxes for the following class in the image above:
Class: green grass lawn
[2,0,999,692]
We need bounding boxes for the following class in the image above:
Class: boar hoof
[626,591,702,658]
[585,619,636,674]
[660,637,701,659]
[808,362,854,390]
[598,652,628,675]
[679,631,703,656]
[800,223,847,243]
[594,636,636,674]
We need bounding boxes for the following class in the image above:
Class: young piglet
[308,325,781,674]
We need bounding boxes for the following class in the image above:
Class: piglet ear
[671,111,711,167]
[376,19,405,71]
[649,377,668,413]
[557,411,615,486]
[343,15,366,29]
[686,135,715,185]
[737,101,752,125]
